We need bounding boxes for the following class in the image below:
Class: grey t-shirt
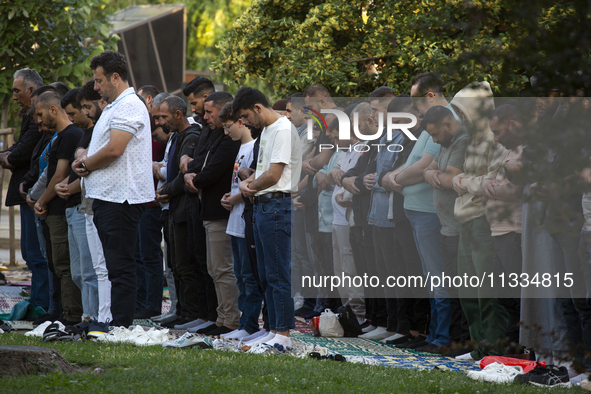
[433,126,469,236]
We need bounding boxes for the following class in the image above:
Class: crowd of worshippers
[6,50,591,373]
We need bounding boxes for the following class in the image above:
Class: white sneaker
[467,362,524,383]
[380,333,405,344]
[221,329,249,340]
[359,327,392,340]
[162,332,212,349]
[25,321,52,337]
[98,327,130,343]
[135,328,169,346]
[362,324,377,333]
[455,351,479,361]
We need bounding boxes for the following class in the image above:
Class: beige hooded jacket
[450,82,506,224]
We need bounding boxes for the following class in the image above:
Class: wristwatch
[81,160,88,172]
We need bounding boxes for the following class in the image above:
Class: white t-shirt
[86,87,155,204]
[255,116,301,196]
[332,142,364,226]
[226,140,255,237]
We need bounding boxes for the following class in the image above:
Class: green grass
[0,333,583,393]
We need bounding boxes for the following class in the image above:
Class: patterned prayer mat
[290,332,437,357]
[0,286,25,314]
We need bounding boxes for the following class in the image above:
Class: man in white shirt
[73,51,154,328]
[236,87,302,348]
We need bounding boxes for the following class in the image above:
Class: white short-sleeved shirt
[85,87,155,204]
[255,116,301,196]
[226,140,255,237]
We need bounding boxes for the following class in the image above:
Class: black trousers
[441,234,470,342]
[161,210,182,318]
[187,197,218,322]
[93,200,146,327]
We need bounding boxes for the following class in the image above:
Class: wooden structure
[1,98,16,266]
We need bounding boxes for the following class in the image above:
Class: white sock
[228,330,250,340]
[249,332,275,346]
[269,333,292,348]
[242,329,266,342]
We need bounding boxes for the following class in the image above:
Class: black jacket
[161,124,201,223]
[3,116,42,206]
[189,127,240,221]
[21,132,54,191]
[342,147,379,227]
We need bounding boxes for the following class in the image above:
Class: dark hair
[411,72,444,96]
[163,96,187,117]
[50,82,69,98]
[218,103,237,123]
[183,77,215,97]
[136,94,146,105]
[61,88,81,110]
[285,92,304,105]
[491,104,519,124]
[369,86,396,98]
[423,105,454,126]
[231,87,269,117]
[36,91,63,110]
[90,50,129,82]
[386,94,412,113]
[272,99,287,111]
[31,85,56,99]
[139,85,159,99]
[77,80,101,102]
[305,84,331,98]
[204,91,233,109]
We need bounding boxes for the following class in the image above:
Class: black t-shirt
[46,124,84,215]
[66,127,93,208]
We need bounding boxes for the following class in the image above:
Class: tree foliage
[214,0,591,98]
[0,0,118,104]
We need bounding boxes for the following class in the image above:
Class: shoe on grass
[162,332,212,349]
[514,363,571,387]
[87,320,110,339]
[467,362,524,383]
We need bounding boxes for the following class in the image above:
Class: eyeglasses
[223,120,238,131]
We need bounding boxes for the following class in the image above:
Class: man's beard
[20,107,30,118]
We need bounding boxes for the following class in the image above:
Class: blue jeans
[35,216,55,314]
[404,209,451,347]
[21,203,49,311]
[66,205,99,320]
[231,236,263,334]
[135,206,163,312]
[253,197,294,332]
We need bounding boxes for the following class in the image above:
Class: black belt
[253,192,291,204]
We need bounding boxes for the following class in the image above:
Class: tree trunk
[0,345,74,377]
